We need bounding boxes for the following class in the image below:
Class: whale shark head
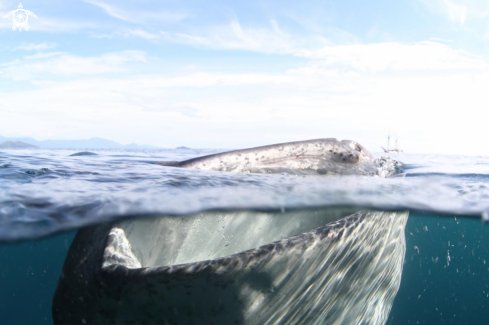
[177,138,380,176]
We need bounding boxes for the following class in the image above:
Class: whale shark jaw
[52,209,408,325]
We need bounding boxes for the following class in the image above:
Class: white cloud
[83,0,187,24]
[24,52,65,60]
[420,0,465,24]
[1,41,489,154]
[1,1,185,34]
[420,0,489,24]
[444,0,467,24]
[36,19,98,33]
[125,29,159,39]
[2,64,488,154]
[14,43,57,51]
[296,41,488,72]
[0,13,98,33]
[0,50,147,79]
[84,0,128,22]
[90,29,160,40]
[160,19,330,55]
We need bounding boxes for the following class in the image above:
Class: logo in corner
[3,3,38,32]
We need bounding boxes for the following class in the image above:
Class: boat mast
[387,134,390,151]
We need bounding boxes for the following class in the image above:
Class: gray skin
[160,138,381,176]
[52,139,407,325]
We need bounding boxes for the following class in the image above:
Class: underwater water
[0,148,488,324]
[388,213,489,325]
[0,230,76,324]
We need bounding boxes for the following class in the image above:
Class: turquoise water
[388,213,489,325]
[0,231,76,324]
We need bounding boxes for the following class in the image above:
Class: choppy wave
[0,149,488,241]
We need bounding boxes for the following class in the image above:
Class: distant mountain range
[0,136,158,149]
[0,141,39,149]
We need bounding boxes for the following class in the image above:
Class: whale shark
[52,139,407,325]
[158,138,398,177]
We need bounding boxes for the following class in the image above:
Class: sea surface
[0,148,488,324]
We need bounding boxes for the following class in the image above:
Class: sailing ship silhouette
[381,134,403,153]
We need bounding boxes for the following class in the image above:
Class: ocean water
[0,148,488,324]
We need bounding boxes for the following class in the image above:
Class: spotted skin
[171,138,377,176]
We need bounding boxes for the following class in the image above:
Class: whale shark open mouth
[52,139,407,325]
[53,209,408,325]
[102,208,359,269]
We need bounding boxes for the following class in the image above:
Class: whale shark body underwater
[52,139,408,325]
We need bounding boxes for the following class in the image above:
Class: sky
[1,0,489,154]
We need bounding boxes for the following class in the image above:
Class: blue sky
[1,0,489,154]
